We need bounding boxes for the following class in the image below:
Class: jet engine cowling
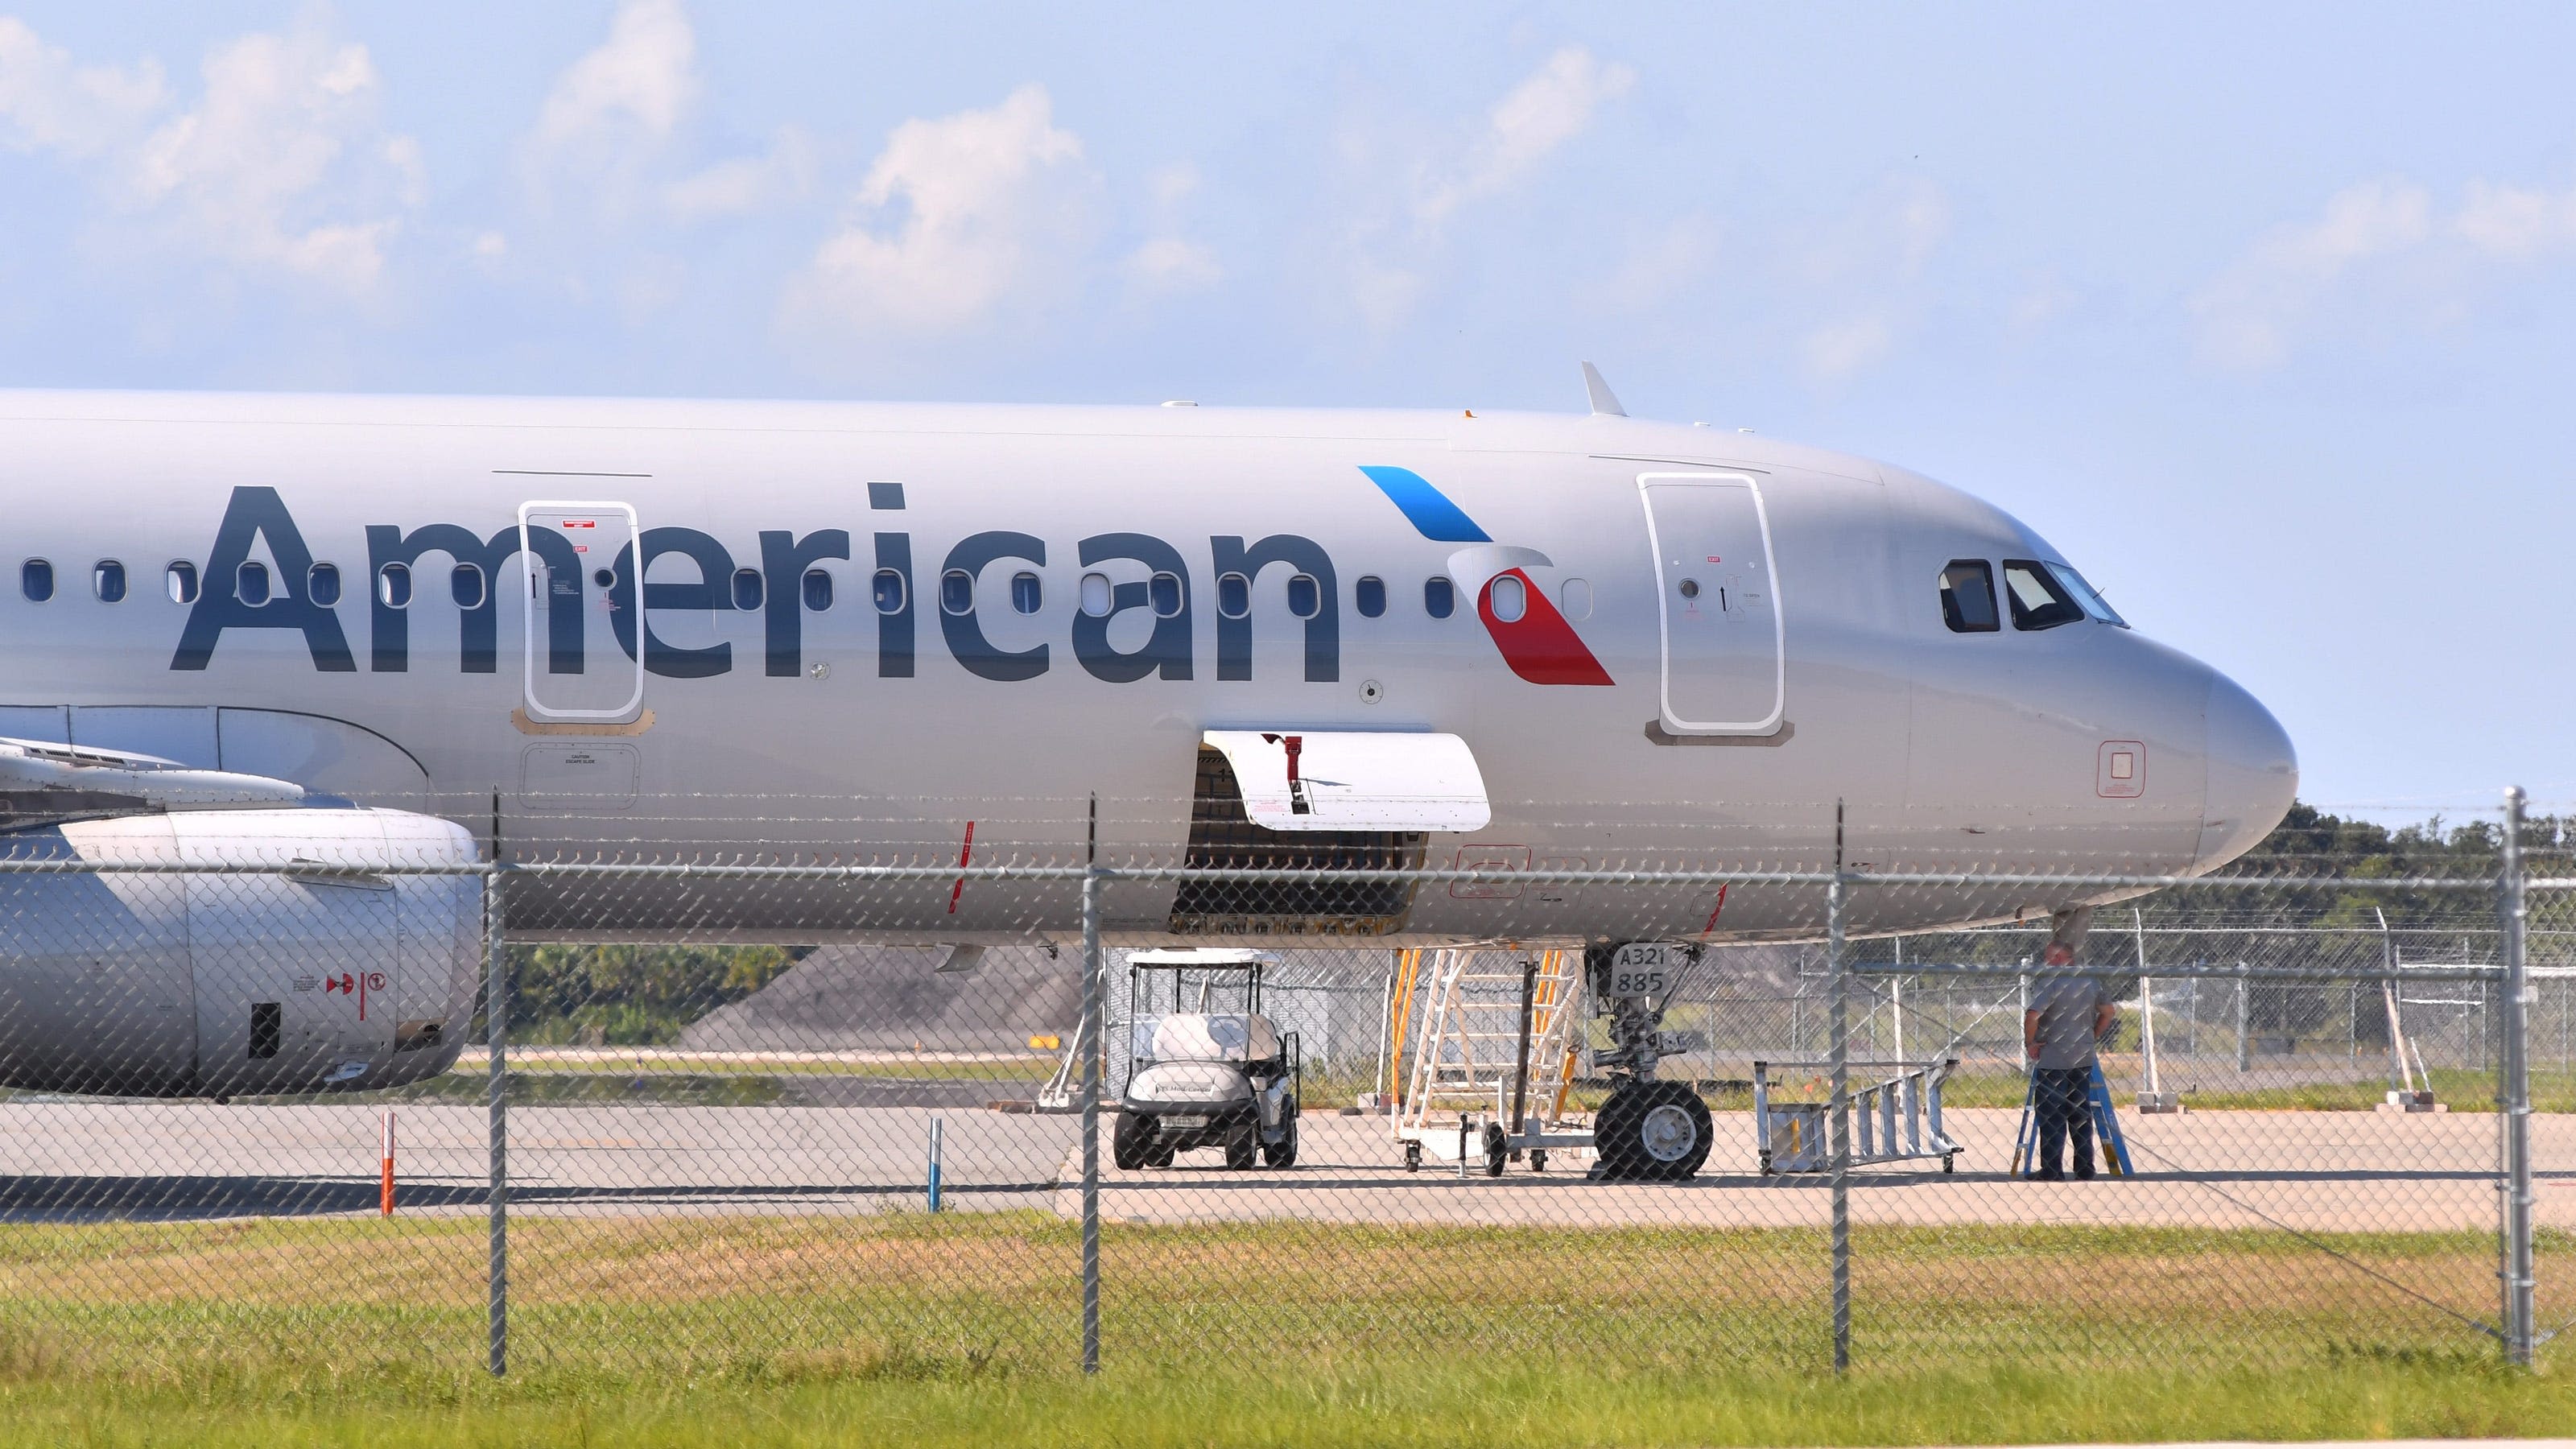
[0,807,483,1097]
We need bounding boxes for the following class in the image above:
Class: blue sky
[0,3,2569,821]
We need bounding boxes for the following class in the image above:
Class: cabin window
[449,563,485,609]
[1216,572,1250,619]
[939,568,974,616]
[805,568,836,611]
[1078,572,1113,617]
[1486,573,1526,623]
[1938,560,1997,633]
[1423,576,1455,620]
[871,570,907,614]
[1149,572,1183,618]
[2046,562,2126,627]
[2002,559,2084,631]
[236,561,272,606]
[167,561,200,605]
[20,559,52,602]
[378,562,412,609]
[1010,571,1042,615]
[93,560,126,604]
[1559,577,1591,622]
[1286,573,1320,620]
[307,563,341,607]
[731,568,763,611]
[1355,576,1385,618]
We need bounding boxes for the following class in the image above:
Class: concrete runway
[0,1100,2566,1232]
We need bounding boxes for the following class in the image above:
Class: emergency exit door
[518,502,645,723]
[1638,473,1785,735]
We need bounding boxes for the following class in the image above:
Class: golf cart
[1113,949,1300,1170]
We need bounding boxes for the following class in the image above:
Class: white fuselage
[0,390,2297,948]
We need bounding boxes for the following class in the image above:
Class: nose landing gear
[1587,943,1714,1183]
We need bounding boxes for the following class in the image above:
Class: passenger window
[2002,559,2084,631]
[731,568,763,611]
[307,563,340,607]
[1487,574,1526,623]
[1355,576,1386,618]
[1216,572,1250,619]
[167,561,200,605]
[872,570,908,615]
[1079,572,1113,617]
[1424,576,1455,620]
[1559,577,1591,622]
[939,569,974,616]
[20,559,52,602]
[378,563,412,609]
[93,560,126,604]
[1149,572,1183,618]
[237,562,271,606]
[1286,573,1319,620]
[803,568,835,611]
[1938,560,1998,633]
[449,564,484,609]
[1010,571,1042,615]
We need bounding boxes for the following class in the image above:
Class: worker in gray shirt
[2023,943,2116,1180]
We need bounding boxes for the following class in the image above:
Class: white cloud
[1415,46,1634,229]
[790,84,1096,336]
[1798,315,1893,382]
[528,0,696,165]
[0,16,418,296]
[1122,163,1220,296]
[2187,173,2576,369]
[663,125,814,221]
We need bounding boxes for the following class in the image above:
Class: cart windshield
[1133,1013,1278,1065]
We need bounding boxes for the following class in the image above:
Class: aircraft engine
[0,807,483,1098]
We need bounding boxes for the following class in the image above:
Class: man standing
[2024,942,2116,1181]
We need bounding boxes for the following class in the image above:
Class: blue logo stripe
[1358,465,1490,543]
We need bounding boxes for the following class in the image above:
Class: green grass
[0,1213,2564,1446]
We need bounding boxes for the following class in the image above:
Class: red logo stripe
[1477,569,1612,686]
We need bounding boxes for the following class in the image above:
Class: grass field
[0,1212,2564,1446]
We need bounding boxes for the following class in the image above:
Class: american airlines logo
[164,477,1611,687]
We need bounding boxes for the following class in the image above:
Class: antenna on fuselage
[1579,361,1626,418]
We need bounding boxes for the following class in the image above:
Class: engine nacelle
[0,807,482,1097]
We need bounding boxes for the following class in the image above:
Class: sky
[0,2,2568,824]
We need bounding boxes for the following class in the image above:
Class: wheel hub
[1638,1102,1699,1162]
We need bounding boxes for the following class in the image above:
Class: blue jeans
[2032,1067,2094,1178]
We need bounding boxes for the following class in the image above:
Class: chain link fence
[0,796,2562,1388]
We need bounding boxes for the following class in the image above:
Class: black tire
[1263,1115,1299,1170]
[1223,1119,1259,1170]
[1530,1150,1548,1174]
[1483,1123,1509,1178]
[1403,1141,1422,1172]
[1112,1110,1154,1171]
[1147,1142,1175,1168]
[1595,1080,1713,1182]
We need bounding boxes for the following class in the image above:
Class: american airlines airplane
[0,370,2295,1116]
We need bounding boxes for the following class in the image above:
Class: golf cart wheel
[1596,1080,1713,1182]
[1263,1115,1298,1170]
[1483,1123,1509,1178]
[1112,1110,1154,1171]
[1224,1120,1259,1170]
[1403,1141,1422,1172]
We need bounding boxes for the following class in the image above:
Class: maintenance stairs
[1389,947,1587,1170]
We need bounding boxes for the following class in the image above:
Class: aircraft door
[1638,473,1785,735]
[518,502,644,723]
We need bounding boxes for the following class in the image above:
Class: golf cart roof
[1126,948,1278,971]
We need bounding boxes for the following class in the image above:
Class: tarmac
[0,1098,2566,1231]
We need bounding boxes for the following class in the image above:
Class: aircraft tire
[1596,1080,1712,1182]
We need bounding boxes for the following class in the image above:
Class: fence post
[2499,786,2534,1368]
[1080,861,1103,1376]
[1827,861,1850,1373]
[484,862,508,1378]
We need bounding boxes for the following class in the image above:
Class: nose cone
[2197,670,2297,869]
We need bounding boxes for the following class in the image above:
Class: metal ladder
[1393,947,1584,1159]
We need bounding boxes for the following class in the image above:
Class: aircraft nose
[2196,668,2297,869]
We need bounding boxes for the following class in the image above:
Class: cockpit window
[2044,562,2126,627]
[1938,560,1998,633]
[2002,559,2086,630]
